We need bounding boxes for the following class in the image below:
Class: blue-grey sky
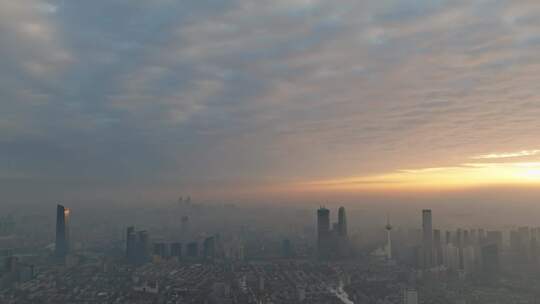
[2,0,540,203]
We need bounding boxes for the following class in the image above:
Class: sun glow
[517,163,540,180]
[472,150,540,159]
[301,162,540,191]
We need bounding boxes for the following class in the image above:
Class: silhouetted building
[126,227,150,265]
[4,256,18,273]
[337,206,350,258]
[18,264,35,282]
[136,231,150,264]
[486,230,503,250]
[316,206,351,260]
[181,216,189,238]
[445,230,451,244]
[3,256,35,284]
[422,209,433,269]
[55,204,70,260]
[481,243,499,274]
[338,207,347,237]
[470,229,477,245]
[0,216,15,236]
[478,229,486,244]
[456,229,464,270]
[170,242,182,259]
[187,242,199,258]
[531,237,539,263]
[510,230,520,250]
[317,207,330,259]
[281,239,293,258]
[153,242,167,258]
[463,230,470,246]
[463,245,476,273]
[433,229,443,266]
[126,226,137,261]
[518,226,531,261]
[443,242,459,270]
[204,237,216,260]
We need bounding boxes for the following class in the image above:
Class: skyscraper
[136,230,150,264]
[433,229,443,266]
[481,243,499,274]
[55,204,70,260]
[445,230,451,245]
[337,207,347,237]
[463,229,470,246]
[422,209,433,269]
[281,239,293,258]
[317,207,330,259]
[170,242,182,260]
[204,236,216,260]
[153,242,167,258]
[181,216,189,239]
[456,229,464,270]
[187,242,199,259]
[486,230,503,250]
[126,226,137,262]
[126,227,150,265]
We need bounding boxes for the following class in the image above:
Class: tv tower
[385,214,393,260]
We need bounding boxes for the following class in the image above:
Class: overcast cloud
[1,0,540,203]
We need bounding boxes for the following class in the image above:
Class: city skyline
[2,190,540,302]
[3,1,540,303]
[2,1,540,204]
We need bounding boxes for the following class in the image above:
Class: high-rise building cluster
[126,227,150,265]
[317,206,349,259]
[416,209,500,276]
[7,203,540,303]
[149,236,219,262]
[508,226,540,267]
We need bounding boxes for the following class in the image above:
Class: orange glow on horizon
[297,161,540,192]
[187,151,540,199]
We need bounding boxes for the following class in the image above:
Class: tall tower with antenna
[385,214,393,260]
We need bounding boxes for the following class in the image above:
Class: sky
[1,0,540,204]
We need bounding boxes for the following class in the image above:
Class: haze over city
[4,1,540,303]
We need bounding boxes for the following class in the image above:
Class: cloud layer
[2,0,540,202]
